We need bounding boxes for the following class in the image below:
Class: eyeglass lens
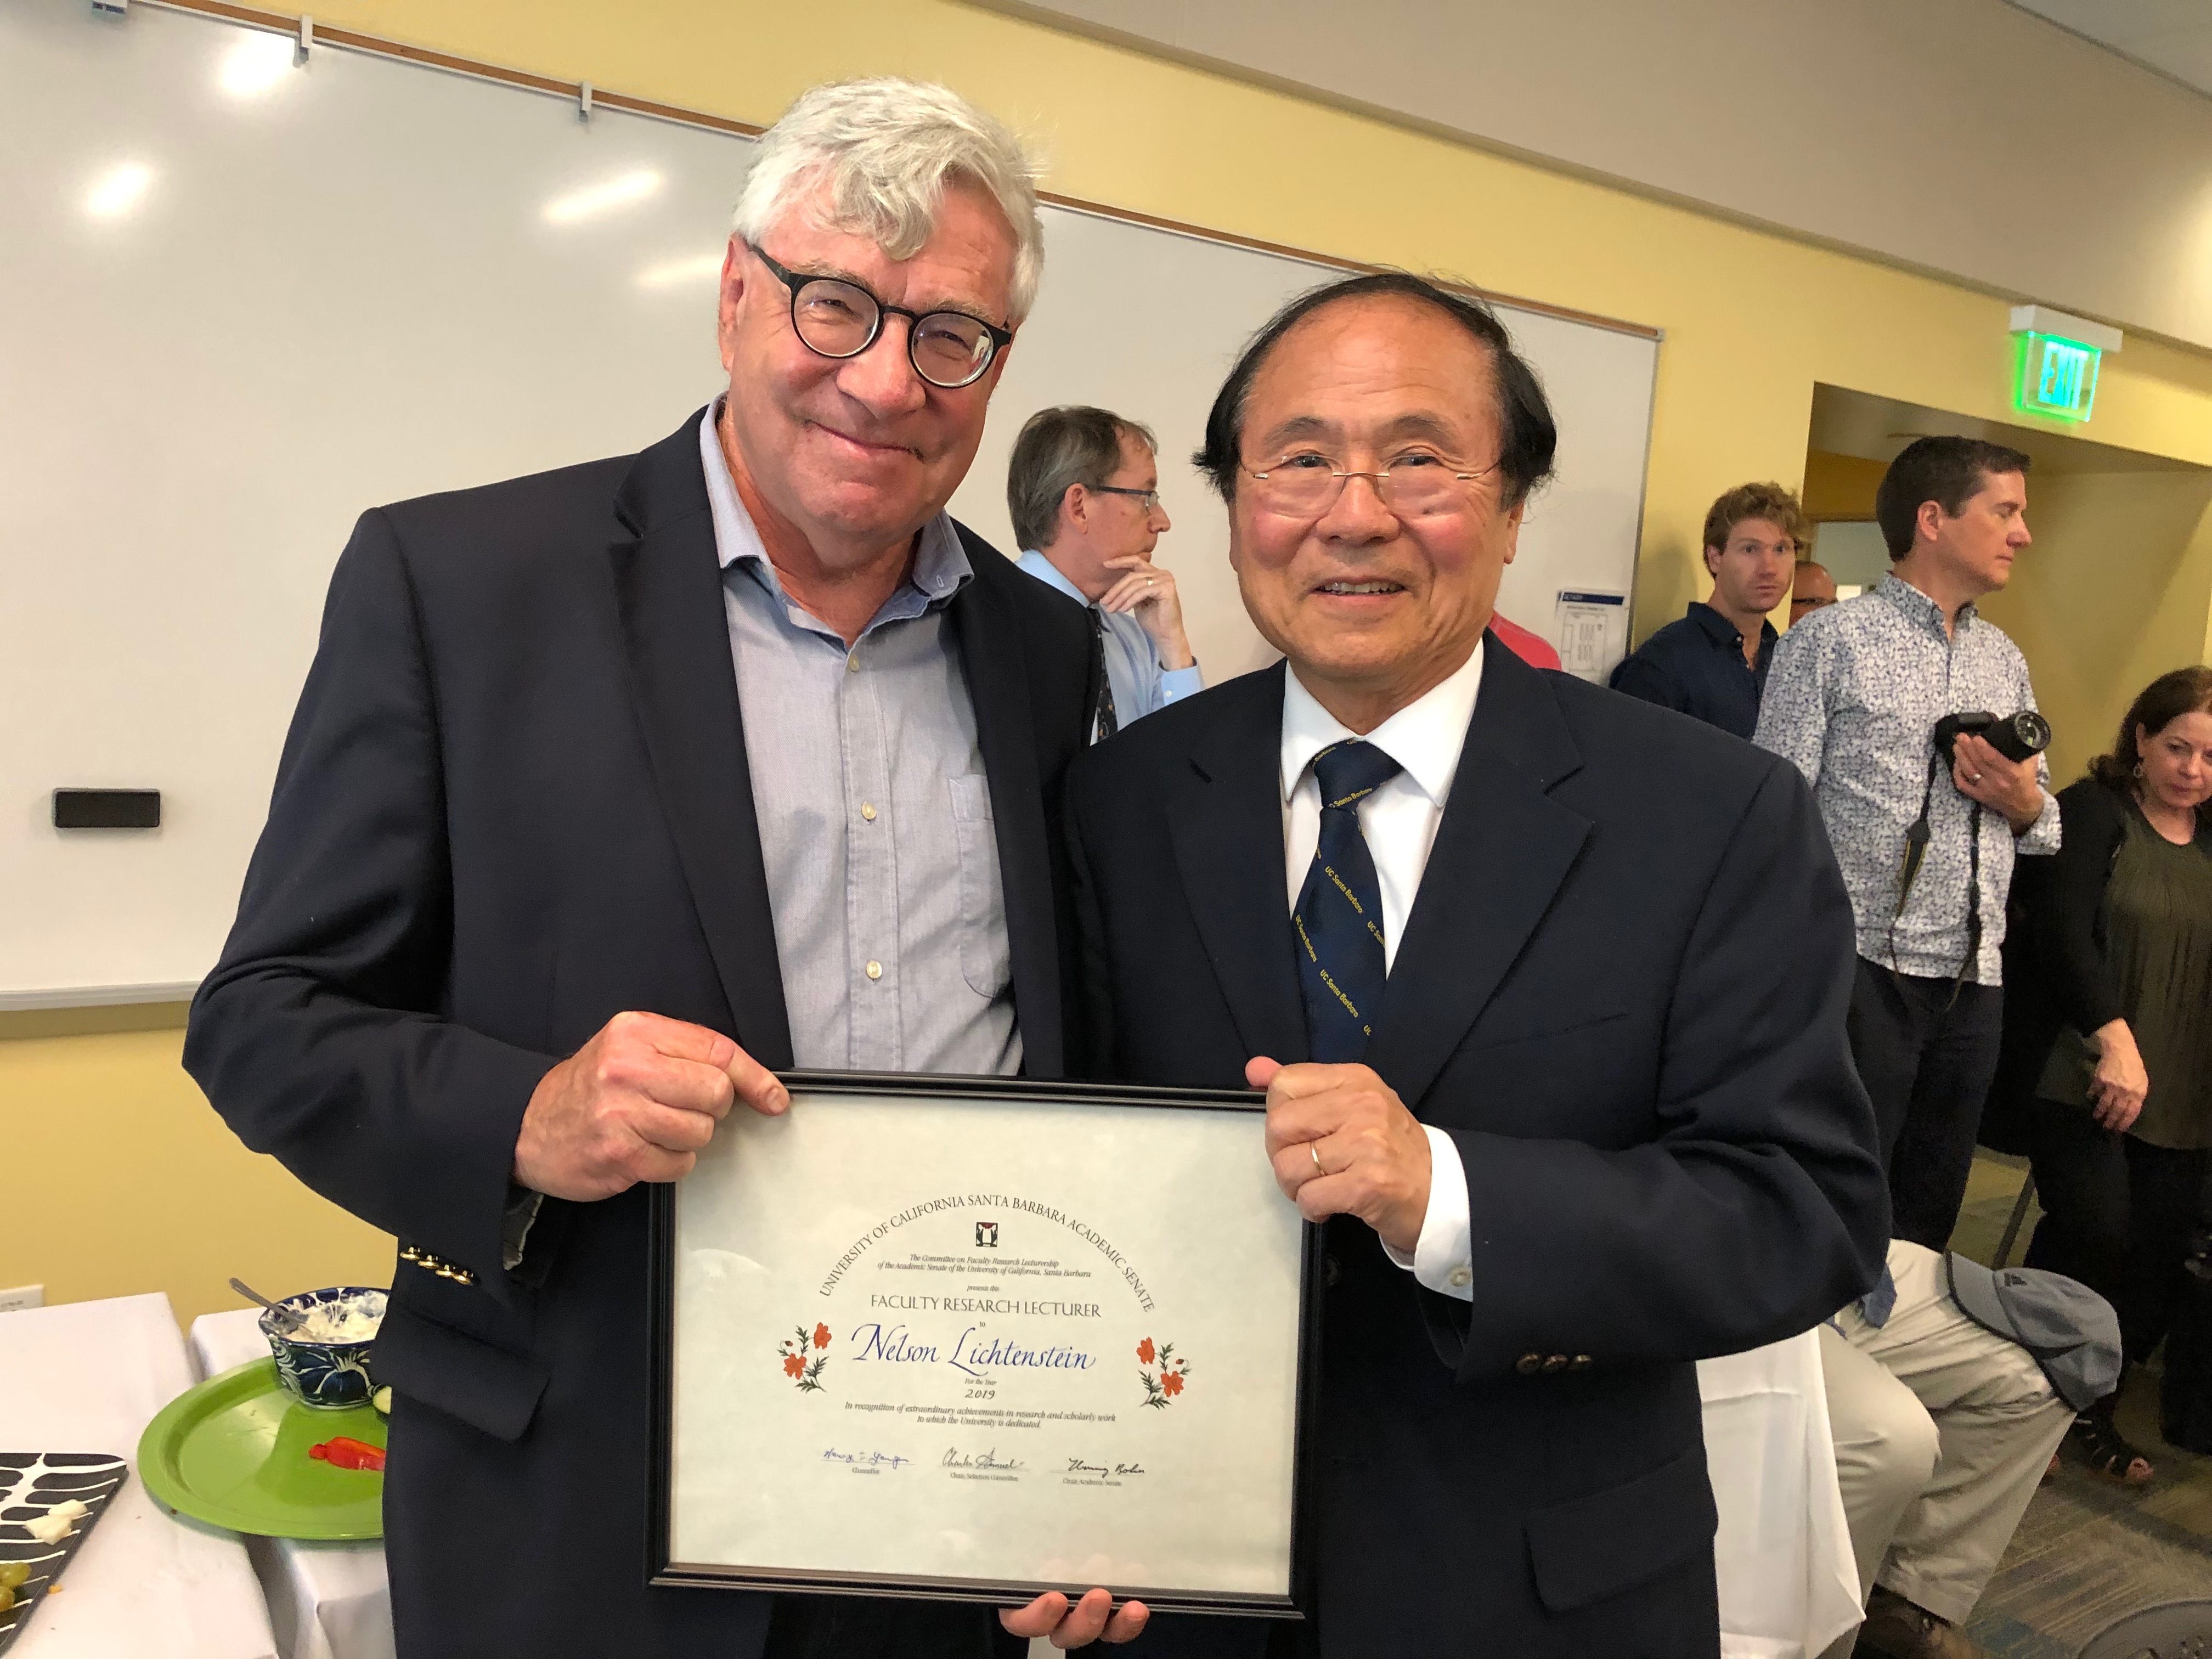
[791,276,996,388]
[1250,455,1482,517]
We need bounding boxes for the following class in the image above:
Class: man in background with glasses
[188,76,1138,1659]
[1061,272,1887,1654]
[1009,404,1201,741]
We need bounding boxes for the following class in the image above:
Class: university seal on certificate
[647,1074,1316,1616]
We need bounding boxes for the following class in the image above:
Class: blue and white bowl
[261,1286,386,1410]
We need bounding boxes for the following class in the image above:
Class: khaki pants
[1822,1241,2075,1627]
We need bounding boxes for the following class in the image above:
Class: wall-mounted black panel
[52,789,161,830]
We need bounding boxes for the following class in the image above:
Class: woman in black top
[2011,666,2212,1476]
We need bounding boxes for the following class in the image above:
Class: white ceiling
[2010,1,2212,98]
[988,0,2212,352]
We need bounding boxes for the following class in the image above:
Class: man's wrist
[1146,622,1194,671]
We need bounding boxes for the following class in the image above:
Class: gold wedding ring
[1310,1142,1325,1175]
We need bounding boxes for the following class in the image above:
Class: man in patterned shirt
[1756,437,2058,1249]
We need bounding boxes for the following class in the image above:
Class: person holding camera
[1756,436,2057,1250]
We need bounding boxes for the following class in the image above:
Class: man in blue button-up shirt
[1009,404,1203,739]
[1610,481,1805,738]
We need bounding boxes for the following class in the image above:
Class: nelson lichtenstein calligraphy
[648,1074,1317,1615]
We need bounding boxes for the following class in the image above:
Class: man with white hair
[187,79,1135,1657]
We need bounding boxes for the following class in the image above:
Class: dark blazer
[183,411,1094,1659]
[1064,644,1887,1658]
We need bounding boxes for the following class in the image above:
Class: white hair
[733,78,1045,325]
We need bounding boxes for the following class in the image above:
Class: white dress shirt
[1280,640,1482,1301]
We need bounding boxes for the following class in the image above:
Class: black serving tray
[0,1452,128,1656]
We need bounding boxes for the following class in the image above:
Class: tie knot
[1311,741,1402,811]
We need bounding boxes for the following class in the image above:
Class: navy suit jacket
[1064,642,1887,1658]
[183,412,1093,1659]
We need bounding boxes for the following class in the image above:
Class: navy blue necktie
[1293,741,1402,1063]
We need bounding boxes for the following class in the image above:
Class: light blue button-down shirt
[1015,550,1203,738]
[698,405,1020,1074]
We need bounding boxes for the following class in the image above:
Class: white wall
[986,0,2212,352]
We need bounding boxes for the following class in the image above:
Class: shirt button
[1447,1267,1471,1289]
[861,802,877,821]
[865,960,883,981]
[846,654,860,674]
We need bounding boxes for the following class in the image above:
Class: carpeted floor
[1942,1154,2212,1657]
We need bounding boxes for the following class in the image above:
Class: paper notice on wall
[1554,590,1629,684]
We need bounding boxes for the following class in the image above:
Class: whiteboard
[0,0,1656,1002]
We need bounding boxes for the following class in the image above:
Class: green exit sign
[2015,331,2100,421]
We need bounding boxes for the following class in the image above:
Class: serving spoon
[229,1277,308,1334]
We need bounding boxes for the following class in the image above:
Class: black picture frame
[646,1069,1321,1620]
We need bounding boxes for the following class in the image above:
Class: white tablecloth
[1700,1330,1863,1659]
[0,1293,278,1659]
[144,1305,1848,1659]
[189,1309,394,1659]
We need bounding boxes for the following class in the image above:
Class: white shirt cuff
[1380,1125,1472,1300]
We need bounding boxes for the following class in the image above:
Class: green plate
[136,1358,387,1540]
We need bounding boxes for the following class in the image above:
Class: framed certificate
[647,1072,1317,1617]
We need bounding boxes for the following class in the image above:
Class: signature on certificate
[942,1446,1025,1471]
[822,1448,910,1470]
[1065,1458,1148,1478]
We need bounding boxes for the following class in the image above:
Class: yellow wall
[1802,450,1886,522]
[0,1006,391,1327]
[1979,473,2212,788]
[8,0,2212,1324]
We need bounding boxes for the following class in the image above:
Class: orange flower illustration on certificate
[1136,1337,1188,1409]
[778,1322,831,1392]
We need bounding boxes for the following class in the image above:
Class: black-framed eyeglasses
[749,243,1014,390]
[1090,485,1160,511]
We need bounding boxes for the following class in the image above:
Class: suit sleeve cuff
[1380,1126,1473,1300]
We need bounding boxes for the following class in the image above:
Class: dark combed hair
[2088,665,2212,823]
[1191,271,1558,509]
[1006,405,1155,552]
[1873,436,2031,560]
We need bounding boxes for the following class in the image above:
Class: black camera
[1934,709,2050,766]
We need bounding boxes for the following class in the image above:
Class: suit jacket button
[1323,1255,1341,1288]
[1542,1354,1569,1373]
[1515,1353,1542,1375]
[1570,1355,1593,1372]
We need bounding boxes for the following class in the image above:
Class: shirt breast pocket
[949,774,1011,998]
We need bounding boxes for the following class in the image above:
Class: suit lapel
[1165,665,1308,1066]
[945,550,1064,1076]
[1367,641,1590,1110]
[606,416,796,1068]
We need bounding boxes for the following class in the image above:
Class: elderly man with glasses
[186,77,1132,1659]
[1010,404,1201,742]
[1060,272,1888,1655]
